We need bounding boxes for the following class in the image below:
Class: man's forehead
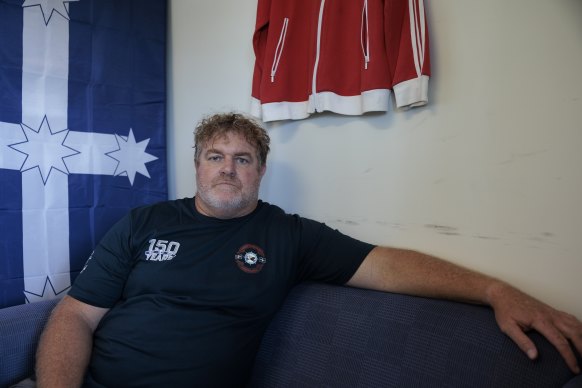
[203,132,255,152]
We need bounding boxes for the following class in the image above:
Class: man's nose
[220,158,236,176]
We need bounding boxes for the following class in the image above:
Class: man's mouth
[214,180,239,188]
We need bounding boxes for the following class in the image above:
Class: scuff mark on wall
[424,224,460,236]
[329,219,558,251]
[498,149,549,165]
[526,232,557,244]
[472,235,501,240]
[334,219,360,226]
[376,221,408,230]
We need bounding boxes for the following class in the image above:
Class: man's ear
[259,164,267,178]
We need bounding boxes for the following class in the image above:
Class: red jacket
[251,0,431,122]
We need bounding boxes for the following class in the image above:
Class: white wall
[168,0,582,317]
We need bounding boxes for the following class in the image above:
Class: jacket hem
[254,89,392,122]
[315,89,390,116]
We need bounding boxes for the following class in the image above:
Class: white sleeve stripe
[408,0,426,77]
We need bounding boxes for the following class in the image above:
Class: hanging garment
[251,0,430,122]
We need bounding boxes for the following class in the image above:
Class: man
[36,112,582,387]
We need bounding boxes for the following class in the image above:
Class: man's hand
[486,282,582,374]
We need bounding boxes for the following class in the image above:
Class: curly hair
[194,112,270,167]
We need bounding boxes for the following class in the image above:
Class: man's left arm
[346,246,582,374]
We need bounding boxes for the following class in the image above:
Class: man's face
[195,131,266,219]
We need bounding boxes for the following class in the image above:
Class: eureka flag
[0,0,168,308]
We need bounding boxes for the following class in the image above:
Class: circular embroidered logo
[234,244,266,274]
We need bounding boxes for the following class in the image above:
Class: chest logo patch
[235,244,266,274]
[145,239,181,261]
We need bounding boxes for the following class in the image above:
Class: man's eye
[208,156,221,161]
[236,157,250,164]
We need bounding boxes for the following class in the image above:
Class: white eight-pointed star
[22,0,80,25]
[107,129,158,186]
[10,116,79,184]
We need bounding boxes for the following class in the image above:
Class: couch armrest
[249,282,581,387]
[0,299,59,387]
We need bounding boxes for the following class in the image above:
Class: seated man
[36,112,582,387]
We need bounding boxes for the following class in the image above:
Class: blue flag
[0,0,168,308]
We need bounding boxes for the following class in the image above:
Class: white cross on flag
[0,0,168,308]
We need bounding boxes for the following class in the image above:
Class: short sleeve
[68,213,136,308]
[296,218,375,285]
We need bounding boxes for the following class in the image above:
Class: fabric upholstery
[0,284,580,387]
[0,299,57,387]
[249,282,580,388]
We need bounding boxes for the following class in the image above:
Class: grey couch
[1,282,580,387]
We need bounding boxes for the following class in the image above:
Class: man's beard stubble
[196,176,260,216]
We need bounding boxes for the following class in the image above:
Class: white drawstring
[361,0,370,69]
[312,0,326,103]
[271,17,289,82]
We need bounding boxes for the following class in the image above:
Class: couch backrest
[248,282,579,388]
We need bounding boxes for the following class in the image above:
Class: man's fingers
[549,337,579,374]
[503,323,538,360]
[504,321,580,373]
[556,313,582,360]
[534,319,581,374]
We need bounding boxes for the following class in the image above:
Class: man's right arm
[35,295,109,388]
